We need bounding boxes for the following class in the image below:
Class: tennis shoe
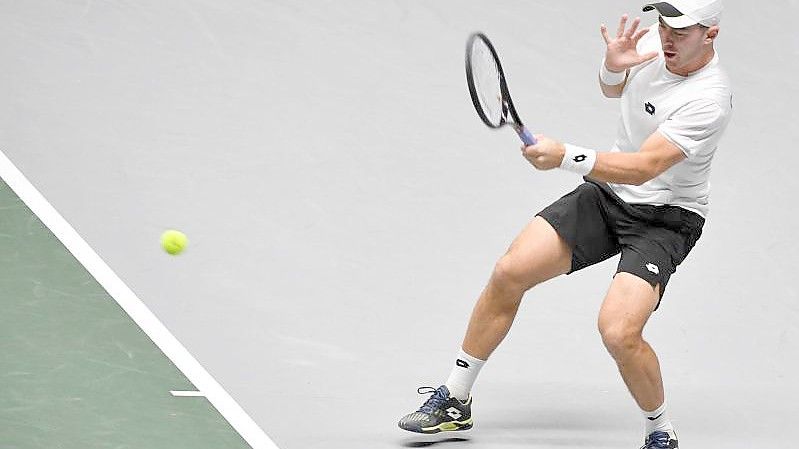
[641,429,678,448]
[398,385,472,434]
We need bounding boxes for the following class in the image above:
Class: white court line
[0,148,279,449]
[171,390,206,397]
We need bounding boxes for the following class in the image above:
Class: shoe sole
[400,418,473,434]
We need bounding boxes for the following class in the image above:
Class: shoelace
[642,431,672,449]
[416,386,447,414]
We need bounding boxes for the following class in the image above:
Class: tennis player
[399,1,731,447]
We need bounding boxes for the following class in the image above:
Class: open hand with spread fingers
[600,14,659,73]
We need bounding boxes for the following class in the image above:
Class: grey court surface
[1,1,797,448]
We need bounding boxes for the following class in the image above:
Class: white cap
[642,0,723,28]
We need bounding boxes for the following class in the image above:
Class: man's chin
[665,59,684,74]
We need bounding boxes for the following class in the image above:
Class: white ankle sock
[444,349,486,401]
[643,401,673,434]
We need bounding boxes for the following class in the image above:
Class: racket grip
[518,127,537,146]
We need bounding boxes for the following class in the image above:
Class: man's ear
[705,25,720,43]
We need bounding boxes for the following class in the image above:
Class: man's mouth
[663,50,677,60]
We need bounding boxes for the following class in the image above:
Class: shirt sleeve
[657,99,729,159]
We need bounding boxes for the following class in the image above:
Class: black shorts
[536,179,704,309]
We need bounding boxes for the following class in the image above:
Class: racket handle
[518,127,537,146]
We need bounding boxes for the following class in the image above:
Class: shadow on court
[399,436,471,447]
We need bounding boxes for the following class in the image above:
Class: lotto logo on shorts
[646,263,659,275]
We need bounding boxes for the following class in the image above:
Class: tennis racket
[465,32,537,146]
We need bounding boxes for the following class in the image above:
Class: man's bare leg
[462,216,572,360]
[598,272,663,409]
[598,272,676,444]
[398,216,571,434]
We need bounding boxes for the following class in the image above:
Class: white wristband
[560,144,597,176]
[600,58,627,86]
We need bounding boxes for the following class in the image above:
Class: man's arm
[521,131,686,186]
[588,132,685,185]
[599,70,627,98]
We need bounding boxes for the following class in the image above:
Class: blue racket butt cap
[518,127,537,146]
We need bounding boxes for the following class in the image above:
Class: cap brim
[643,2,700,28]
[658,14,700,28]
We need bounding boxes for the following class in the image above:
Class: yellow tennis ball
[161,230,188,255]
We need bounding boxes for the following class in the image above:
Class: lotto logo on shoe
[446,407,463,420]
[646,263,659,275]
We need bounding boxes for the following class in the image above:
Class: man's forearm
[525,133,684,183]
[600,77,625,98]
[587,151,653,186]
[599,61,627,98]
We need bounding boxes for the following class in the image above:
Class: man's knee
[599,321,643,360]
[486,216,571,299]
[491,254,540,295]
[597,273,659,359]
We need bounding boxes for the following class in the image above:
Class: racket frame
[465,32,536,145]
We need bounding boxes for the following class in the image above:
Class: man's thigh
[598,272,660,334]
[497,216,573,289]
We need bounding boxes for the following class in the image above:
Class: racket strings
[469,40,504,126]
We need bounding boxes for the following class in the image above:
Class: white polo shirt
[607,23,733,218]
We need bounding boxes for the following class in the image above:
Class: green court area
[0,177,251,448]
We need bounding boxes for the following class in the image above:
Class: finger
[633,27,650,43]
[625,16,641,38]
[616,14,628,38]
[600,24,611,44]
[601,24,610,44]
[525,146,540,159]
[521,146,532,158]
[638,51,659,63]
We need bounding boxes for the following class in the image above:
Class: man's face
[657,16,715,74]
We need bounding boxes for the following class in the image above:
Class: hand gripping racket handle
[517,126,537,146]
